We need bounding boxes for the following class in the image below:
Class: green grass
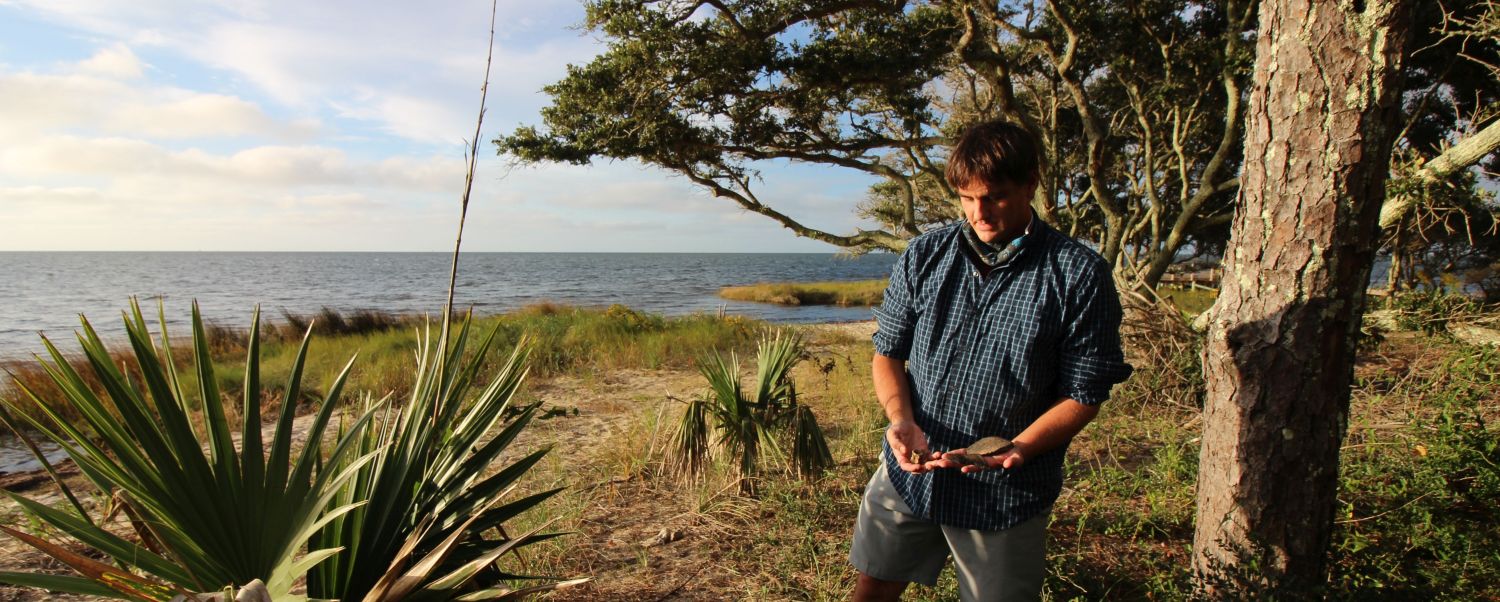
[1156,285,1218,316]
[1328,340,1500,599]
[0,304,764,430]
[719,279,887,306]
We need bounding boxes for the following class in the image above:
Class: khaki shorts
[849,465,1048,602]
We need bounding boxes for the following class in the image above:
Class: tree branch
[676,162,908,251]
[1379,117,1500,229]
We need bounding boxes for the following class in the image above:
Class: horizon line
[0,249,895,255]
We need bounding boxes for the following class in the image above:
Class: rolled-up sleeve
[872,249,916,360]
[1057,263,1134,405]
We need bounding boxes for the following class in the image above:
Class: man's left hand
[933,443,1027,473]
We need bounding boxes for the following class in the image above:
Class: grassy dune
[719,279,887,306]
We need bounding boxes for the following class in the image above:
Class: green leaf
[2,492,193,585]
[0,572,131,599]
[422,515,563,593]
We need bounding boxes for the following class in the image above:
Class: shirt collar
[960,210,1038,269]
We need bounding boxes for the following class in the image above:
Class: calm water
[0,252,897,359]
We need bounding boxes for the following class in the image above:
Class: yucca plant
[672,331,833,492]
[306,317,586,601]
[0,300,381,600]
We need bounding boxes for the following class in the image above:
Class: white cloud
[373,156,468,190]
[75,43,143,79]
[195,21,362,106]
[335,92,472,145]
[0,185,106,205]
[0,136,463,195]
[2,0,599,144]
[112,94,306,138]
[0,66,318,141]
[492,163,702,210]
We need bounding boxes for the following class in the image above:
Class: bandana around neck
[961,215,1033,268]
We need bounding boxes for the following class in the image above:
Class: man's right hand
[887,420,938,473]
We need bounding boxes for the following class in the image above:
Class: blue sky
[0,0,881,252]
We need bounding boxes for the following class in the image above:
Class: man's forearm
[1010,397,1099,457]
[872,353,913,424]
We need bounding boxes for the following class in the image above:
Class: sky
[0,0,880,252]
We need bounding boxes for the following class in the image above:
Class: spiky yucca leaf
[697,351,762,480]
[0,300,382,600]
[309,317,584,601]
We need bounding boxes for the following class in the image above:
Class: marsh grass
[1154,285,1218,317]
[720,279,887,306]
[0,304,762,432]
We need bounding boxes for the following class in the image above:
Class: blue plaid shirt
[872,219,1132,531]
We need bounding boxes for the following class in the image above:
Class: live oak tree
[498,0,1257,287]
[958,0,1255,286]
[1380,0,1500,231]
[1192,0,1415,594]
[500,0,954,253]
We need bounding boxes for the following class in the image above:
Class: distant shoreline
[719,279,886,307]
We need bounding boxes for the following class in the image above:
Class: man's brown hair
[944,120,1042,189]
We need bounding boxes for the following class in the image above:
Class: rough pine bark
[1192,0,1414,595]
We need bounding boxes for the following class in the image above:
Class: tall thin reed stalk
[303,1,587,598]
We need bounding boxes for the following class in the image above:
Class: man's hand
[934,443,1028,473]
[887,420,940,473]
[927,398,1098,474]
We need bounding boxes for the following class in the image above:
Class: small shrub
[1388,290,1488,334]
[1117,297,1205,411]
[670,332,833,492]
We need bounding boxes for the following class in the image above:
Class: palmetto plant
[671,331,833,492]
[0,301,381,600]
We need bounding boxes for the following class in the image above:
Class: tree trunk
[1192,0,1414,596]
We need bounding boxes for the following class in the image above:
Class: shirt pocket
[985,292,1061,362]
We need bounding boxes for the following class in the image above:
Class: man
[850,120,1133,601]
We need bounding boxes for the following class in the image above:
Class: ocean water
[0,252,897,359]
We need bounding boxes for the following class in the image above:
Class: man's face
[956,178,1037,244]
